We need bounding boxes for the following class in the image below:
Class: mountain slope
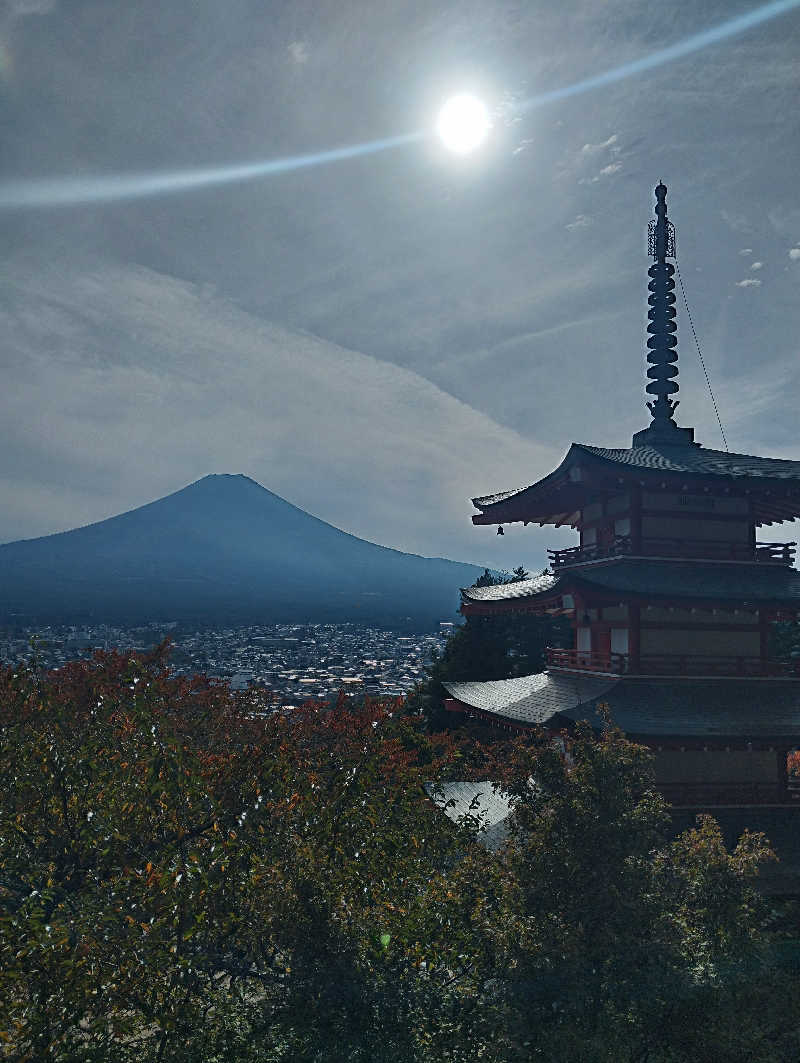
[0,474,483,625]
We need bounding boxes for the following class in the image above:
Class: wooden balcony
[546,648,629,674]
[545,646,800,678]
[548,538,796,569]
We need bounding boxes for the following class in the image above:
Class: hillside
[0,474,483,627]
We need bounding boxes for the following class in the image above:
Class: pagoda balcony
[548,538,796,569]
[545,647,800,678]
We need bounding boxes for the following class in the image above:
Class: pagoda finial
[633,183,697,448]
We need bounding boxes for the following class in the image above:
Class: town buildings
[0,622,453,705]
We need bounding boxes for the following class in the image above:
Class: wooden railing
[545,647,800,678]
[548,538,631,568]
[545,648,629,674]
[548,538,796,568]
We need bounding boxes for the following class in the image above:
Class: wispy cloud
[715,357,796,434]
[288,41,309,65]
[722,210,751,234]
[789,248,800,261]
[3,0,55,16]
[736,277,762,288]
[566,214,592,231]
[750,261,763,270]
[739,248,753,255]
[0,253,555,567]
[580,134,618,155]
[512,137,534,156]
[579,161,622,185]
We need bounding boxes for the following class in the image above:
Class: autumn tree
[0,650,792,1062]
[0,648,507,1062]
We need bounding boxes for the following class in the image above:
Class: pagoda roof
[472,443,800,526]
[579,443,800,481]
[462,572,558,604]
[445,672,800,738]
[461,558,800,611]
[570,557,800,605]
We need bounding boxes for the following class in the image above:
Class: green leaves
[0,649,787,1062]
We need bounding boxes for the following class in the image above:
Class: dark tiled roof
[578,443,800,481]
[461,559,800,609]
[472,442,800,517]
[446,672,800,737]
[472,486,530,508]
[461,572,559,603]
[572,558,800,604]
[445,672,618,725]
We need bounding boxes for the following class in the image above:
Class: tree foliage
[0,650,796,1062]
[407,608,570,732]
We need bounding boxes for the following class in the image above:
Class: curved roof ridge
[461,571,560,602]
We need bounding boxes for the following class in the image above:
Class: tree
[0,647,507,1062]
[407,613,570,732]
[0,649,789,1062]
[485,713,776,1061]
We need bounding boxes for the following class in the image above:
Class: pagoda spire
[632,183,696,448]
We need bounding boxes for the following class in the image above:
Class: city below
[0,621,456,704]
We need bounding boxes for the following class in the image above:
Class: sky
[1,0,799,570]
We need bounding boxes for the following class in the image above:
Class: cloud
[789,248,800,261]
[580,134,618,154]
[566,214,592,231]
[3,0,55,16]
[739,248,753,255]
[574,131,623,183]
[735,278,762,288]
[750,261,763,270]
[0,254,556,568]
[579,161,622,184]
[768,206,800,236]
[287,40,309,65]
[721,210,750,234]
[713,357,797,437]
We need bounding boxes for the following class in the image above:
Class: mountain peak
[0,475,483,626]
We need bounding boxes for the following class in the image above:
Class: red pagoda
[444,185,800,843]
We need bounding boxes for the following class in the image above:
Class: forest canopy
[1,647,798,1062]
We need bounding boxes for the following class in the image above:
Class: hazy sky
[1,0,799,569]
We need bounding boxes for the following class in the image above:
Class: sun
[436,94,491,154]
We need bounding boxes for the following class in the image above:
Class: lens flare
[0,132,423,210]
[0,0,796,210]
[517,0,800,112]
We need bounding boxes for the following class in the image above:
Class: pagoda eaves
[472,443,800,528]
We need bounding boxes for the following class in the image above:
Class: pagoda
[444,184,800,825]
